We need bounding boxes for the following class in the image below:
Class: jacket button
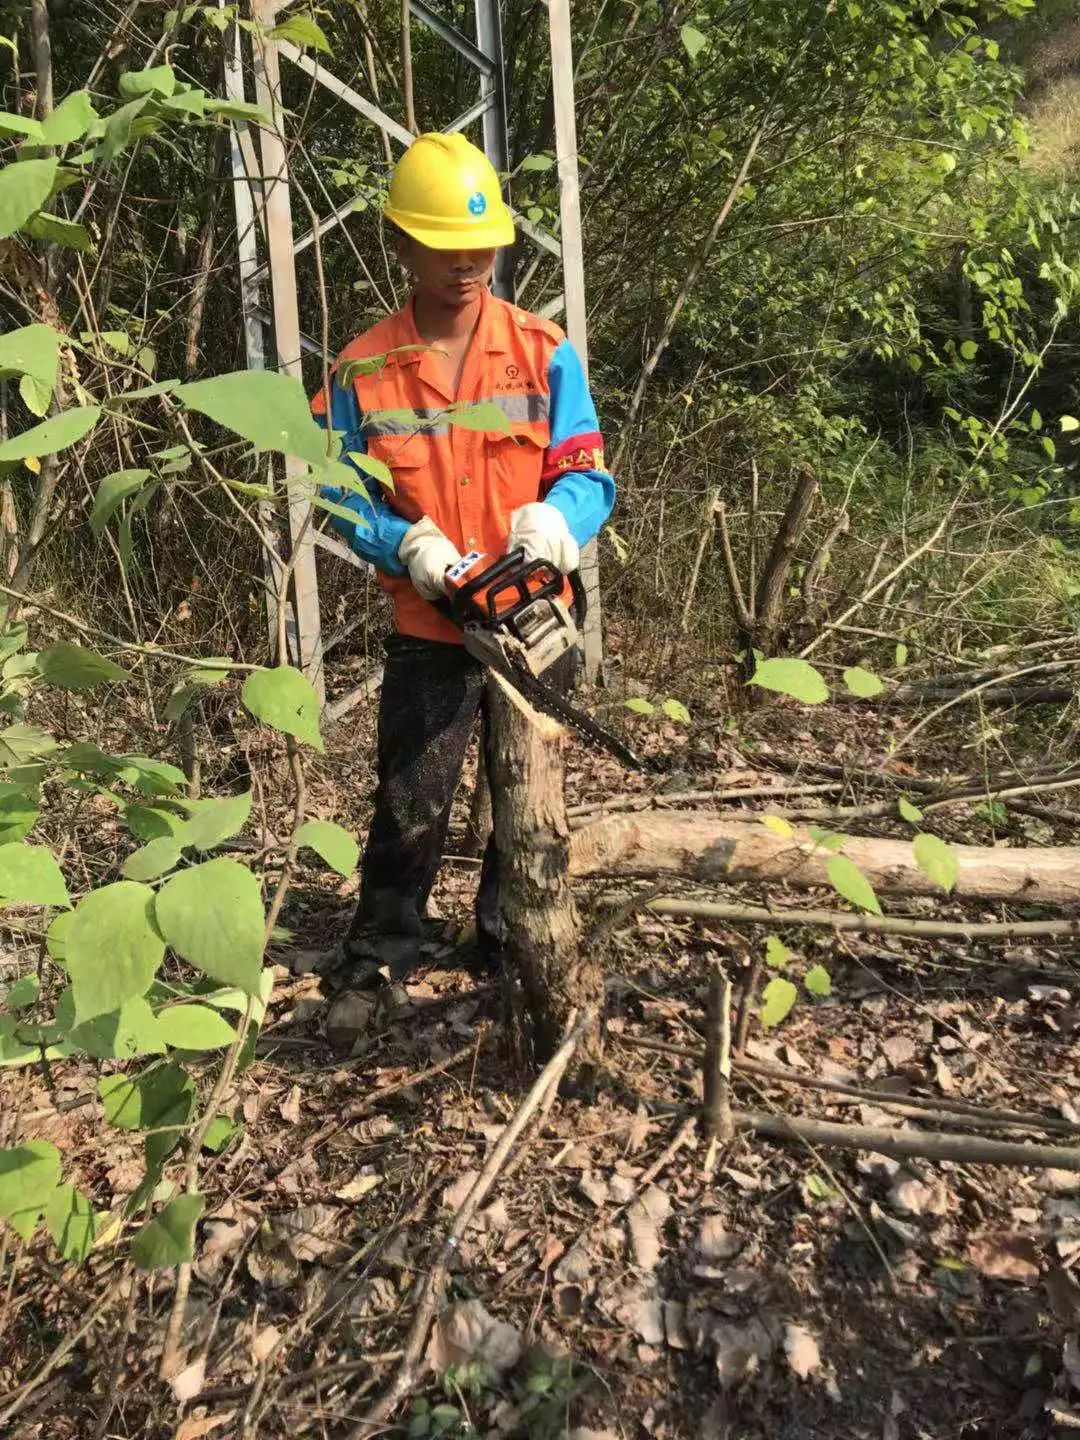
[460,475,470,486]
[468,537,476,547]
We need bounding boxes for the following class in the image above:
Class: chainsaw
[440,548,648,772]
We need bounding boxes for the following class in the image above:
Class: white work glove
[398,516,462,600]
[507,502,579,574]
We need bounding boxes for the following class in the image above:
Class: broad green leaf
[177,791,252,851]
[3,974,39,1008]
[0,1140,61,1240]
[0,842,69,906]
[0,158,58,240]
[0,1015,44,1066]
[36,641,131,690]
[44,1184,96,1262]
[40,90,97,146]
[661,698,691,724]
[446,401,512,434]
[345,451,392,487]
[913,833,958,893]
[895,643,908,667]
[804,964,832,997]
[760,977,797,1029]
[294,819,359,877]
[69,997,166,1060]
[155,1003,237,1049]
[1030,409,1043,432]
[124,804,186,842]
[311,493,366,526]
[192,968,273,1025]
[0,405,100,462]
[519,153,555,172]
[760,814,794,837]
[45,909,74,961]
[154,858,264,993]
[842,666,884,698]
[121,837,182,882]
[0,112,45,141]
[132,1193,204,1270]
[624,697,654,715]
[805,1173,835,1201]
[765,934,792,970]
[98,1061,194,1135]
[19,371,52,415]
[898,797,923,824]
[0,325,59,416]
[827,855,882,915]
[959,339,978,360]
[808,826,847,853]
[175,371,328,469]
[242,667,323,751]
[204,98,271,124]
[1043,436,1057,462]
[67,882,165,1022]
[118,64,176,99]
[748,658,828,705]
[0,725,56,767]
[100,95,149,162]
[202,1115,238,1153]
[1061,416,1079,433]
[24,212,92,251]
[91,469,151,536]
[680,23,707,60]
[271,14,331,51]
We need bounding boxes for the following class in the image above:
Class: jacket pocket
[488,429,546,519]
[366,432,429,522]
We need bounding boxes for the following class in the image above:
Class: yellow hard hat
[384,132,515,250]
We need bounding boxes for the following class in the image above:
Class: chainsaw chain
[466,637,651,772]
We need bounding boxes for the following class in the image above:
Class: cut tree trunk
[486,674,599,1064]
[569,812,1080,905]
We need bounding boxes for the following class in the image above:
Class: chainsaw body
[444,548,581,678]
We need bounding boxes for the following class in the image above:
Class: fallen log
[569,813,1080,904]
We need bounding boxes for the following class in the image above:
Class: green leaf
[0,158,58,240]
[519,153,555,171]
[959,339,978,360]
[177,791,252,851]
[175,371,329,469]
[842,666,884,698]
[0,112,45,142]
[895,642,908,667]
[0,1140,60,1240]
[121,836,182,882]
[1061,415,1079,433]
[118,64,176,99]
[1030,409,1043,432]
[3,975,39,1008]
[0,324,59,416]
[898,797,923,824]
[0,725,56,767]
[69,997,166,1060]
[124,804,186,842]
[44,1183,96,1261]
[805,1173,835,1201]
[242,667,323,751]
[46,909,74,961]
[270,14,332,52]
[294,819,359,877]
[0,405,100,462]
[36,641,131,690]
[680,24,708,60]
[154,858,264,993]
[91,470,151,536]
[913,833,958,894]
[344,450,392,487]
[804,964,832,997]
[760,815,794,837]
[204,98,271,124]
[0,842,68,906]
[40,90,97,146]
[808,826,847,853]
[132,1193,204,1270]
[24,212,92,251]
[155,1003,237,1050]
[67,881,165,1022]
[660,698,691,724]
[192,967,273,1025]
[98,1061,194,1134]
[311,493,367,526]
[446,401,512,434]
[748,658,828,705]
[624,697,654,715]
[1042,436,1057,462]
[760,977,797,1029]
[765,935,792,970]
[827,855,882,915]
[203,1115,238,1153]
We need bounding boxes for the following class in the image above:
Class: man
[312,131,614,996]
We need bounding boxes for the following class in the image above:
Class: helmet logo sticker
[467,191,488,216]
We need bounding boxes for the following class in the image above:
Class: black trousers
[350,632,577,956]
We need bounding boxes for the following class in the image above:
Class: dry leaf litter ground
[4,638,1080,1439]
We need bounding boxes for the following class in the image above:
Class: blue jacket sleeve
[541,338,616,547]
[313,377,410,577]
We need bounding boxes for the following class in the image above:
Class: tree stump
[485,672,599,1065]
